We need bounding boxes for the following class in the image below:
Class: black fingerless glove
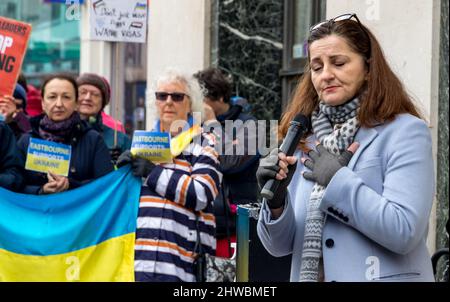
[303,144,354,187]
[256,148,280,189]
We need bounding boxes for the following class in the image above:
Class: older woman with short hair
[118,69,221,282]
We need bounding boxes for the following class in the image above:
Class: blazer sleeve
[257,195,297,257]
[320,117,434,255]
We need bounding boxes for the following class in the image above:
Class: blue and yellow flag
[0,166,141,282]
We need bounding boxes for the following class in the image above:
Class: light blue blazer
[257,114,435,282]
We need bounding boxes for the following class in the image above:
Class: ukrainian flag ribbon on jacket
[0,166,141,281]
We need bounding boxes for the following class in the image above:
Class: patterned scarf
[39,112,80,143]
[299,97,360,282]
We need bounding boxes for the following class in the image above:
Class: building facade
[145,0,448,259]
[2,0,448,273]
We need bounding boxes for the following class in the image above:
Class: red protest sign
[0,17,32,97]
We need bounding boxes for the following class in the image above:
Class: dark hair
[18,73,28,92]
[279,18,422,150]
[41,73,78,101]
[194,67,232,103]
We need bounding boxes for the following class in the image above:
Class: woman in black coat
[0,122,23,191]
[16,73,114,195]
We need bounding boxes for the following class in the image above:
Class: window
[281,0,326,109]
[0,0,80,87]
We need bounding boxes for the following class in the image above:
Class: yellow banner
[0,233,135,282]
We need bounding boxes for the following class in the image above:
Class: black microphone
[260,114,310,200]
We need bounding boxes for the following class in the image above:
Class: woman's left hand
[43,172,69,193]
[301,142,359,186]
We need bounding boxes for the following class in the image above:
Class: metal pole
[113,42,119,146]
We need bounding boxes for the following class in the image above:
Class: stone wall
[436,0,449,277]
[211,0,284,121]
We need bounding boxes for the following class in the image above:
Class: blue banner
[0,166,141,281]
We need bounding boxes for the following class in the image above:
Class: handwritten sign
[131,131,172,164]
[25,138,72,177]
[89,0,148,43]
[0,17,32,96]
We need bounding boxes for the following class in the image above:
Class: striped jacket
[134,136,222,282]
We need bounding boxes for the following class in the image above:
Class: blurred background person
[0,121,23,191]
[195,67,260,258]
[0,83,31,141]
[17,73,114,195]
[17,73,43,117]
[77,73,131,165]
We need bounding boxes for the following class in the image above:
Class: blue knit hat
[13,83,27,113]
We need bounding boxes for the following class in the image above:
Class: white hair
[147,68,206,129]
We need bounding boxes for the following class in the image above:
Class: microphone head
[291,113,310,132]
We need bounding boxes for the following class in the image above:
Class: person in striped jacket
[117,69,222,282]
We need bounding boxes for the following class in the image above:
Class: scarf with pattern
[298,97,360,282]
[39,112,80,143]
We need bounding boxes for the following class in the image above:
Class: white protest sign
[89,0,148,43]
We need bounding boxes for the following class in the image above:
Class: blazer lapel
[347,127,379,170]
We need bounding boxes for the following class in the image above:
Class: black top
[16,115,114,194]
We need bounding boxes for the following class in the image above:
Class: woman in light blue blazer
[256,13,435,282]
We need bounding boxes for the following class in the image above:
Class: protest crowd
[1,55,258,282]
[0,2,446,284]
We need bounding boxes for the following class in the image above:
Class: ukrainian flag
[0,166,141,282]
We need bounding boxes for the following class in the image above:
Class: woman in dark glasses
[117,69,222,282]
[257,13,435,281]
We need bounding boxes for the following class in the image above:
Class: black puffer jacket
[0,122,23,191]
[17,114,114,194]
[209,105,260,237]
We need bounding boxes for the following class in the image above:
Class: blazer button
[70,167,76,173]
[325,238,334,248]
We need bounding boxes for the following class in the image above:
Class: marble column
[436,0,449,279]
[211,0,284,121]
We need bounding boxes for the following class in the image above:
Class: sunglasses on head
[155,92,188,102]
[310,13,370,39]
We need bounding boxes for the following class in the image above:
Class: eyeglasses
[79,89,102,99]
[310,13,369,39]
[155,92,188,102]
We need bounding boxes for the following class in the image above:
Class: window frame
[280,0,325,110]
